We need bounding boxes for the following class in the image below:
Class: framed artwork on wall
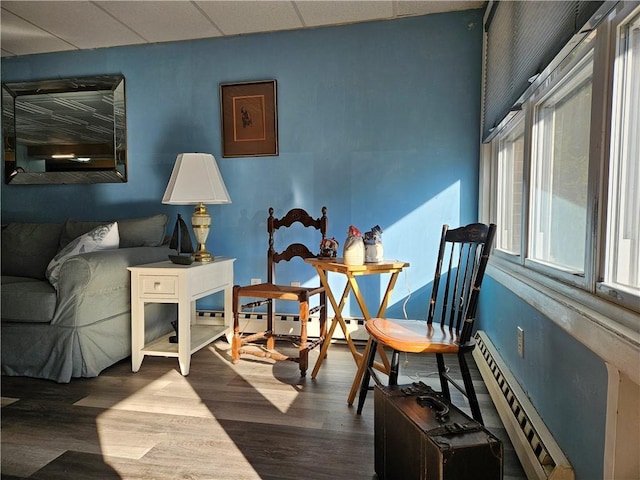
[220,80,278,157]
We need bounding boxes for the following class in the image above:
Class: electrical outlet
[250,278,261,285]
[517,326,524,358]
[290,281,301,287]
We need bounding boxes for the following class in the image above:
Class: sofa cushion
[59,220,103,248]
[1,276,57,323]
[1,222,63,279]
[59,214,168,249]
[118,214,169,247]
[46,222,120,289]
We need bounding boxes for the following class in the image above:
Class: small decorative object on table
[364,225,384,263]
[168,214,194,265]
[343,225,365,265]
[319,237,339,258]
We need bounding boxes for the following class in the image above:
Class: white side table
[128,257,235,375]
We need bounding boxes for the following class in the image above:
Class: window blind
[482,1,605,142]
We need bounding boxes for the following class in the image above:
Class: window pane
[530,53,593,273]
[496,118,524,254]
[606,12,640,292]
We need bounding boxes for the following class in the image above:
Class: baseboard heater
[196,310,370,341]
[472,331,574,480]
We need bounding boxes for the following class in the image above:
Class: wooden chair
[231,207,328,376]
[356,223,496,423]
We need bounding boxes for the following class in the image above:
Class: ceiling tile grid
[1,1,485,57]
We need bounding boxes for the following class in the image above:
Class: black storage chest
[374,383,503,480]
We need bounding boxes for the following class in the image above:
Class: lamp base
[193,245,213,262]
[192,203,213,262]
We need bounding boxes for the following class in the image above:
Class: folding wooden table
[304,257,410,405]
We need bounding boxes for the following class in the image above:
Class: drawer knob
[154,282,161,290]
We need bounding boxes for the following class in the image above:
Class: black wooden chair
[231,207,328,376]
[356,223,496,423]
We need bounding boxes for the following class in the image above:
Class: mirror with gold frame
[2,75,127,184]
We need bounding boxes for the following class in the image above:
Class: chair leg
[231,332,241,364]
[459,352,483,424]
[299,348,308,376]
[298,299,309,376]
[266,300,275,351]
[231,286,241,364]
[436,353,451,401]
[356,339,378,415]
[389,350,400,386]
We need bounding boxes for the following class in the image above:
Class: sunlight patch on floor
[1,396,19,407]
[84,370,262,477]
[207,344,304,415]
[74,371,212,417]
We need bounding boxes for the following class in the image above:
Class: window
[482,3,640,315]
[496,117,524,255]
[603,9,640,305]
[530,53,593,275]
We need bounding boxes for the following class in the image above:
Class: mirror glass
[2,75,127,184]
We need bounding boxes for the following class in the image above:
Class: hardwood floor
[1,340,527,479]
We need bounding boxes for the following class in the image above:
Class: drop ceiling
[1,1,485,58]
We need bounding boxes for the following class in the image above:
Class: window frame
[481,1,640,318]
[596,3,640,312]
[527,46,595,287]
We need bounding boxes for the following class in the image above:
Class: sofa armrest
[51,246,171,327]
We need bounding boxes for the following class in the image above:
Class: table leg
[372,271,402,373]
[346,271,402,404]
[311,310,339,378]
[223,284,234,343]
[177,300,192,376]
[348,336,373,405]
[376,271,401,317]
[311,274,355,378]
[347,273,390,372]
[131,298,145,372]
[346,274,371,319]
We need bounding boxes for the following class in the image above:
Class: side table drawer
[139,275,178,298]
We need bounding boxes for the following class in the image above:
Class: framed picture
[220,80,278,157]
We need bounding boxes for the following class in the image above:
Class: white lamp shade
[162,153,231,205]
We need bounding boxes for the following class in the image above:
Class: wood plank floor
[1,340,527,479]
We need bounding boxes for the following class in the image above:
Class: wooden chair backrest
[267,206,328,284]
[427,223,496,344]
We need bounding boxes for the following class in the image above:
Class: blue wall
[477,277,608,479]
[1,10,484,317]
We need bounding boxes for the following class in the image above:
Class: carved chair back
[266,206,328,285]
[427,223,496,345]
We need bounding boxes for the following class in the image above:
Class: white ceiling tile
[2,1,146,50]
[96,1,223,43]
[196,1,303,36]
[295,1,394,27]
[0,8,76,56]
[396,1,484,17]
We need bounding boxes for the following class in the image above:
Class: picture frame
[220,80,278,157]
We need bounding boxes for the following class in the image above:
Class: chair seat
[365,318,463,354]
[238,283,324,302]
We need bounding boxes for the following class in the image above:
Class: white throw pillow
[46,222,120,289]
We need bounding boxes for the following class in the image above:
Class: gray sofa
[1,214,176,383]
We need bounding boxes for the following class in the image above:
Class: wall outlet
[290,281,301,287]
[517,326,524,358]
[250,278,261,285]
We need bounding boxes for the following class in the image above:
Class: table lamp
[162,153,231,262]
